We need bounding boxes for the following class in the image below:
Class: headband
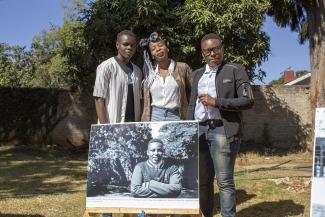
[140,32,163,88]
[139,32,161,49]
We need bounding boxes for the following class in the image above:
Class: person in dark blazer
[187,33,254,217]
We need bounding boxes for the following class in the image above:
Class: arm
[216,65,254,111]
[148,166,182,197]
[187,71,199,120]
[131,164,159,198]
[141,86,151,122]
[94,97,109,124]
[93,62,111,122]
[184,64,193,103]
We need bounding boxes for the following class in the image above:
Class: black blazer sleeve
[217,65,254,111]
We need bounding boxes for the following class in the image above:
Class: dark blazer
[187,62,254,140]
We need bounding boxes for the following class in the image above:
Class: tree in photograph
[158,122,198,159]
[88,124,152,185]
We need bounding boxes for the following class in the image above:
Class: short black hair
[147,138,164,147]
[201,33,222,47]
[117,30,136,41]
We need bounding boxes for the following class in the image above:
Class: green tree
[0,0,89,89]
[181,0,270,79]
[0,43,16,86]
[82,0,270,80]
[0,43,33,87]
[30,21,91,90]
[266,0,325,107]
[295,69,310,77]
[30,27,69,88]
[0,0,273,90]
[83,0,184,67]
[269,75,284,85]
[29,0,92,91]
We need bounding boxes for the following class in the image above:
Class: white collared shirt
[150,59,180,109]
[194,64,222,121]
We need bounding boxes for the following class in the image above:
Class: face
[147,142,164,164]
[149,40,169,62]
[116,34,136,63]
[201,38,224,67]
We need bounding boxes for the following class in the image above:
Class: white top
[194,64,222,121]
[150,59,180,109]
[93,57,142,123]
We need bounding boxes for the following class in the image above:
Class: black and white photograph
[311,108,325,217]
[314,138,325,178]
[86,121,199,209]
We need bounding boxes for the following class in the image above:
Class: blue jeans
[199,125,240,217]
[150,106,180,121]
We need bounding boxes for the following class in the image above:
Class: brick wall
[0,86,312,149]
[0,88,96,148]
[242,85,312,148]
[49,92,97,147]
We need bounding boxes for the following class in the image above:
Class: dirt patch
[268,177,312,193]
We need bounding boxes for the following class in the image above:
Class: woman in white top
[140,32,193,121]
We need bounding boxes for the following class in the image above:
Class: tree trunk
[309,0,325,150]
[309,0,325,108]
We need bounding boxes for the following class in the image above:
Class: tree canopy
[266,0,325,108]
[0,43,33,87]
[83,0,270,80]
[0,0,272,90]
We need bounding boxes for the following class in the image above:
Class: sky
[0,0,310,84]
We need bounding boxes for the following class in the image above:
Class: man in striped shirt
[93,30,142,124]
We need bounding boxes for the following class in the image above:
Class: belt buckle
[208,119,215,129]
[208,119,222,129]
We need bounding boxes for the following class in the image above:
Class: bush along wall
[0,87,69,145]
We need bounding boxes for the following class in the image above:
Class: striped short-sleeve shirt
[93,57,142,123]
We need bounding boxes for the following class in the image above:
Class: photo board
[311,108,325,217]
[86,121,199,213]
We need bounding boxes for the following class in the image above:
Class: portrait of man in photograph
[131,138,182,198]
[86,121,198,209]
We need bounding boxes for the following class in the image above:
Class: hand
[198,94,216,106]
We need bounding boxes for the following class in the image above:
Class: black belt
[199,119,223,129]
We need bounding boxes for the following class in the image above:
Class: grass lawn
[0,145,313,217]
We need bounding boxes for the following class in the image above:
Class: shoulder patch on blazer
[240,83,254,100]
[223,79,233,83]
